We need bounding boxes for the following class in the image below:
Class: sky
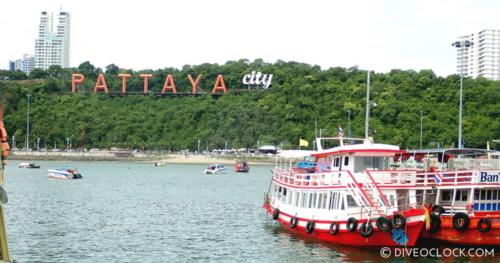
[1,0,498,76]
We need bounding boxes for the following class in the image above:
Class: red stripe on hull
[422,216,500,246]
[264,205,424,247]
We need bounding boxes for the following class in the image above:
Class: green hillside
[1,59,499,150]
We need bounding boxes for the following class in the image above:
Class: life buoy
[392,214,406,229]
[477,218,491,233]
[359,222,373,238]
[305,221,315,233]
[452,212,469,231]
[346,217,358,232]
[428,214,441,233]
[376,216,392,232]
[272,209,280,220]
[329,222,339,235]
[289,216,298,229]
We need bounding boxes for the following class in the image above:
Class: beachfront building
[34,11,71,70]
[8,54,35,74]
[454,29,500,80]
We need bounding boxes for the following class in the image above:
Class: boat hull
[264,204,425,247]
[421,215,500,246]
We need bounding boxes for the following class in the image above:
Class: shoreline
[8,151,275,165]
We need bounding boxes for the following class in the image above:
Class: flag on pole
[338,126,344,137]
[299,139,309,147]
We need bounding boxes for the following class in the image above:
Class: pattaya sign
[71,73,229,95]
[241,71,273,89]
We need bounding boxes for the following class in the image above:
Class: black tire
[431,205,445,215]
[392,214,406,229]
[359,222,374,238]
[329,222,339,235]
[305,221,315,234]
[452,212,469,231]
[272,209,280,220]
[346,217,358,232]
[477,218,491,233]
[376,216,392,232]
[289,216,298,229]
[428,214,441,233]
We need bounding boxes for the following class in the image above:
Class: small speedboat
[18,162,40,169]
[154,161,167,167]
[204,164,227,174]
[47,169,83,179]
[234,160,250,173]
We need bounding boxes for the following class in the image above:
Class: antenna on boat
[364,71,371,141]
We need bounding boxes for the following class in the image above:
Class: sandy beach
[8,150,274,165]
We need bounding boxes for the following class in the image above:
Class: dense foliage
[0,59,499,151]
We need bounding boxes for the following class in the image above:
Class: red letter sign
[72,73,85,93]
[161,74,177,94]
[140,74,153,95]
[212,74,227,94]
[188,74,202,94]
[118,73,131,95]
[94,73,109,93]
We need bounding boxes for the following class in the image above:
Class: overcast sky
[1,0,498,76]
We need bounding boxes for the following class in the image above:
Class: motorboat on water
[47,169,83,179]
[154,161,167,167]
[234,160,250,173]
[204,164,227,174]
[264,137,427,247]
[18,162,40,169]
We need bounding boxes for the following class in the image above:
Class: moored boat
[204,164,227,174]
[395,148,500,246]
[234,160,249,173]
[47,169,83,179]
[264,137,426,247]
[18,162,40,169]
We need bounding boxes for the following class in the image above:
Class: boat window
[487,190,492,200]
[346,195,358,207]
[493,190,498,200]
[344,156,349,166]
[390,195,395,207]
[353,157,390,172]
[441,190,452,201]
[481,190,486,200]
[461,190,468,202]
[308,193,314,208]
[294,192,301,207]
[455,191,461,201]
[340,194,345,210]
[287,191,293,205]
[322,192,328,209]
[474,189,479,200]
[334,157,340,167]
[329,192,336,210]
[301,192,307,208]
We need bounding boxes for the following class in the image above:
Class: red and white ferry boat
[264,137,427,247]
[396,148,500,246]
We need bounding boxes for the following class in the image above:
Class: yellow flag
[299,139,309,147]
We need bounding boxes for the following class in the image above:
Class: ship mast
[364,71,371,140]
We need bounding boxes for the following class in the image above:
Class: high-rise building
[454,29,500,80]
[9,54,35,74]
[34,11,71,70]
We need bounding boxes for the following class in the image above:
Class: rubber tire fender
[376,216,392,232]
[305,221,315,234]
[329,222,339,235]
[289,216,298,229]
[452,212,470,231]
[272,209,280,220]
[346,217,358,232]
[477,218,491,233]
[392,214,406,229]
[359,222,374,238]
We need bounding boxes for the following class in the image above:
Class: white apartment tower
[34,11,71,69]
[455,29,500,80]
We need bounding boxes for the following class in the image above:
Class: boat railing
[346,193,427,218]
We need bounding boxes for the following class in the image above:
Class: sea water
[2,161,485,262]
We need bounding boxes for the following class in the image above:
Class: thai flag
[338,126,344,137]
[433,173,443,185]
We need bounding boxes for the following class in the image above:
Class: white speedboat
[18,162,40,169]
[204,164,227,174]
[47,169,82,179]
